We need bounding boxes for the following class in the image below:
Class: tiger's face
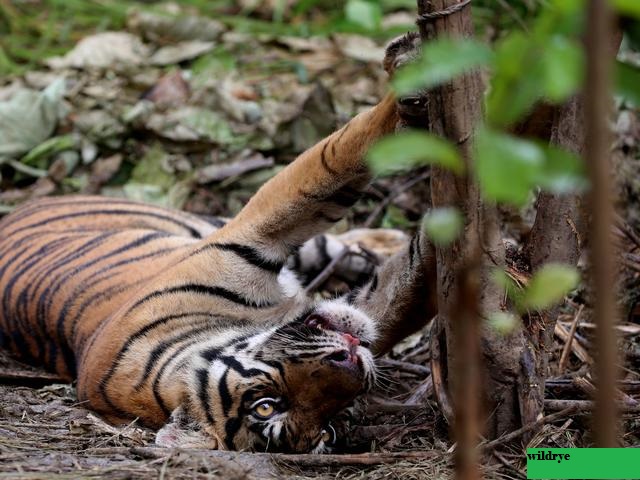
[157,301,377,452]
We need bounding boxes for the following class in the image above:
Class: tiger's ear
[155,405,219,449]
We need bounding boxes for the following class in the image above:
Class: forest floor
[1,1,640,479]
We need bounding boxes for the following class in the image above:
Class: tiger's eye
[253,401,275,419]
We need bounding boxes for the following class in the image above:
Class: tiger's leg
[348,229,438,356]
[209,93,398,263]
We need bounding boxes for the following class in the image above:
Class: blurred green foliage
[367,130,463,175]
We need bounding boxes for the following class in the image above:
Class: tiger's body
[0,33,436,453]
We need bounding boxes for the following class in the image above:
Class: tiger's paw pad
[383,32,429,124]
[156,406,218,449]
[383,32,421,76]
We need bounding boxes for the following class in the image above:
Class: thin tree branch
[584,0,619,448]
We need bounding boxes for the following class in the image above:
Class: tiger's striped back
[0,196,216,377]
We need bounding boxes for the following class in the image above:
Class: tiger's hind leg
[347,228,438,356]
[289,229,409,291]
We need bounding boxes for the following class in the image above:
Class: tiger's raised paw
[383,32,428,125]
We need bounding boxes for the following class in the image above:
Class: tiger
[0,32,436,453]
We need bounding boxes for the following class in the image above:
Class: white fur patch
[313,298,377,345]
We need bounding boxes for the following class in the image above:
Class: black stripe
[51,232,172,350]
[224,417,242,450]
[126,283,273,315]
[219,355,266,378]
[320,140,337,175]
[327,187,360,208]
[315,235,331,267]
[214,243,284,273]
[366,273,378,300]
[134,320,213,390]
[196,215,227,228]
[299,184,361,208]
[334,122,351,146]
[98,311,214,409]
[345,288,359,304]
[151,338,209,416]
[196,368,215,424]
[201,346,221,363]
[10,209,203,239]
[218,368,233,416]
[68,247,179,340]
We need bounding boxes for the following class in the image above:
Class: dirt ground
[2,308,639,479]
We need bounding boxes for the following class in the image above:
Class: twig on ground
[378,358,431,376]
[573,322,640,335]
[544,399,640,413]
[363,171,430,228]
[128,447,440,466]
[404,375,434,405]
[548,418,574,443]
[572,377,639,408]
[614,214,640,250]
[481,407,577,451]
[366,397,425,414]
[492,451,527,480]
[304,246,350,293]
[558,305,584,373]
[554,323,593,364]
[0,369,66,387]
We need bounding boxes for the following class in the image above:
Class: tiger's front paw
[383,32,428,125]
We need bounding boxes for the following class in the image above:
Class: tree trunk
[418,0,623,445]
[417,0,527,442]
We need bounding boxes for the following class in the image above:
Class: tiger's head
[156,299,377,452]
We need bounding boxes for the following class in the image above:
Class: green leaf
[367,130,463,176]
[491,269,525,311]
[487,24,583,127]
[393,38,493,95]
[345,0,382,30]
[475,127,543,206]
[487,311,520,335]
[422,207,463,246]
[616,61,640,106]
[21,135,76,168]
[541,36,584,101]
[381,204,413,229]
[131,144,175,190]
[475,127,587,207]
[486,33,542,128]
[612,0,640,17]
[523,264,580,310]
[537,144,587,194]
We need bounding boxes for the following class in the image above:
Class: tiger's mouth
[304,313,368,346]
[304,313,367,371]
